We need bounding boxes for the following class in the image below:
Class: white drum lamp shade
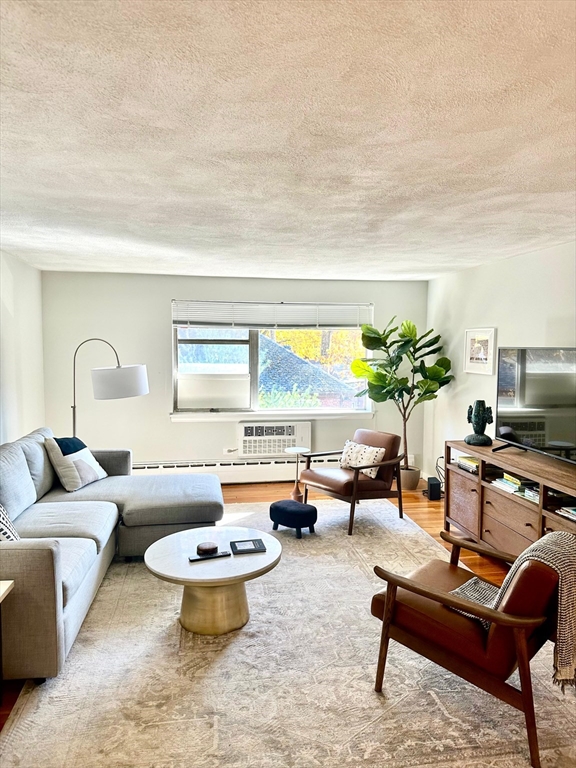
[71,338,150,436]
[91,364,149,400]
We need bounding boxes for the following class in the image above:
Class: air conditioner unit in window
[237,422,312,457]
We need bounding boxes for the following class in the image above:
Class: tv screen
[496,347,576,465]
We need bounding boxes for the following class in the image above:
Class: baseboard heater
[132,455,339,484]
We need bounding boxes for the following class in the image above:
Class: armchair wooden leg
[514,628,541,768]
[303,486,309,504]
[348,498,357,535]
[375,585,397,692]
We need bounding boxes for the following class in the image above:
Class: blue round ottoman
[270,499,318,539]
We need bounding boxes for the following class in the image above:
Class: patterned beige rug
[1,500,575,768]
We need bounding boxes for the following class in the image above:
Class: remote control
[188,550,231,563]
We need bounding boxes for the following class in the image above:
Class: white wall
[42,273,428,463]
[0,251,45,443]
[423,242,576,476]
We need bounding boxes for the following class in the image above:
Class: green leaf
[360,324,381,338]
[361,334,385,350]
[414,393,438,405]
[355,388,368,397]
[395,338,415,357]
[351,359,374,378]
[366,383,395,403]
[380,326,399,343]
[425,364,446,381]
[414,334,441,353]
[417,379,440,394]
[399,320,418,340]
[368,370,393,387]
[435,356,451,372]
[416,328,434,344]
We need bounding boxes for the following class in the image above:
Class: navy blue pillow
[54,437,87,456]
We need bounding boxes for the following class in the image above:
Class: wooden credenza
[444,440,576,555]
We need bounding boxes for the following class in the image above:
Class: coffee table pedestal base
[180,582,249,635]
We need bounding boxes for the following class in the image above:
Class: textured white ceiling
[1,0,575,280]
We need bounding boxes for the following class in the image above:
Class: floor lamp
[72,338,149,437]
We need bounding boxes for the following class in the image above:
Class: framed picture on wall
[464,328,497,375]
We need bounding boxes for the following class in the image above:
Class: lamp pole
[72,338,121,437]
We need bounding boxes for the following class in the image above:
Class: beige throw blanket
[450,531,576,690]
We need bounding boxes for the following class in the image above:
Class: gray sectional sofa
[0,427,224,679]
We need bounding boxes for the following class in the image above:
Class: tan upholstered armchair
[371,532,560,768]
[300,429,404,535]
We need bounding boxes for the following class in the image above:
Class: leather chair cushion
[300,467,392,496]
[371,560,505,675]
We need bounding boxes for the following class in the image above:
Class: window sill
[170,410,375,423]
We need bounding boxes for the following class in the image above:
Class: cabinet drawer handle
[483,529,490,533]
[485,500,492,505]
[524,522,533,528]
[470,488,477,493]
[544,527,553,533]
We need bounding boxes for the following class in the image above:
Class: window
[172,301,373,413]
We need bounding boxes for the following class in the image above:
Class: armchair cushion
[371,560,509,676]
[340,440,386,478]
[300,467,392,495]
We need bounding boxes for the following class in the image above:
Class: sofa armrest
[92,449,132,476]
[0,539,65,678]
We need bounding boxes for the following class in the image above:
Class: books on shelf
[457,456,479,474]
[556,506,576,521]
[490,473,539,502]
[491,478,519,494]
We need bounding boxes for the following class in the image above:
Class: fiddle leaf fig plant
[351,317,454,470]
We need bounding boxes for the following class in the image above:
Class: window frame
[173,325,370,415]
[173,327,261,412]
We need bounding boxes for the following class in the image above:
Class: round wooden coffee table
[144,526,282,635]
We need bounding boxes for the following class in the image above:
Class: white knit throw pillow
[340,440,386,479]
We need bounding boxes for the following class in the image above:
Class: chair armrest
[92,449,132,476]
[373,565,545,629]
[440,531,517,564]
[350,453,405,471]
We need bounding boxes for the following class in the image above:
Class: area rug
[1,500,575,768]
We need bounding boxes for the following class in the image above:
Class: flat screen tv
[495,347,576,465]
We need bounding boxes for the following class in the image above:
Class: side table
[284,446,310,503]
[0,580,15,701]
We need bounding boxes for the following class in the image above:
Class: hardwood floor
[0,481,508,732]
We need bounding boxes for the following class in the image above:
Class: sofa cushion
[58,537,98,607]
[20,428,56,499]
[0,441,37,520]
[14,502,119,553]
[41,474,224,527]
[46,437,108,492]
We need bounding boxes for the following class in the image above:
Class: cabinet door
[447,470,480,536]
[482,487,539,542]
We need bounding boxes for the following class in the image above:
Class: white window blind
[172,301,374,329]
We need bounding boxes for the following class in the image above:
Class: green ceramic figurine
[465,400,493,446]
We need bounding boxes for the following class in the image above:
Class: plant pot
[400,466,421,491]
